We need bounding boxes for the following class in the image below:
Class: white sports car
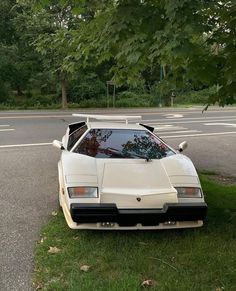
[53,114,207,230]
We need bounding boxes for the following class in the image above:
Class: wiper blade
[126,151,152,162]
[105,147,127,157]
[106,147,151,161]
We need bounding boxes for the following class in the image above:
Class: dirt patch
[206,174,236,185]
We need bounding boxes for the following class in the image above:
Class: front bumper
[70,202,207,226]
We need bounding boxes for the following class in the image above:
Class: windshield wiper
[105,147,128,158]
[126,151,152,162]
[106,147,151,161]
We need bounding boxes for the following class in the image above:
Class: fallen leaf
[215,288,224,291]
[141,279,154,288]
[40,237,47,243]
[73,236,80,240]
[48,246,61,254]
[52,211,58,216]
[80,265,91,272]
[35,283,43,290]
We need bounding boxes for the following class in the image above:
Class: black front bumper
[70,202,207,226]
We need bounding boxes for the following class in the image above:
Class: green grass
[33,175,236,291]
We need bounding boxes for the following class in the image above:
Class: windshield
[73,129,175,159]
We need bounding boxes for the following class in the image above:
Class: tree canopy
[74,0,236,106]
[0,0,235,107]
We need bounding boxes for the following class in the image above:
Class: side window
[67,125,88,151]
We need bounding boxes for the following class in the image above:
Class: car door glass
[67,125,88,151]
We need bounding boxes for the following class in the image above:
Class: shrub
[68,74,106,103]
[175,86,217,104]
[116,91,151,107]
[78,98,107,108]
[117,91,138,99]
[0,81,11,103]
[23,94,58,107]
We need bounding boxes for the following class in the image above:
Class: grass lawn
[33,174,236,291]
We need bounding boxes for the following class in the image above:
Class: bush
[23,94,58,107]
[68,74,106,103]
[78,98,107,108]
[116,91,151,107]
[117,91,138,99]
[0,82,11,103]
[175,86,217,104]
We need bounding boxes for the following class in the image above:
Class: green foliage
[68,74,106,103]
[77,98,107,108]
[0,0,16,46]
[116,91,151,107]
[0,92,59,109]
[24,94,59,107]
[75,0,235,107]
[0,81,11,102]
[175,87,218,105]
[0,0,235,108]
[0,0,43,97]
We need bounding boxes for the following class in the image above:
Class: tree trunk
[162,65,166,78]
[61,78,67,109]
[16,85,23,96]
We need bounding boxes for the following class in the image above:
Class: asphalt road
[0,107,236,291]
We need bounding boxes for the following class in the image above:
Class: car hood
[61,152,199,188]
[101,160,172,194]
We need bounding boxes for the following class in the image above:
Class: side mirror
[178,141,188,152]
[52,140,64,150]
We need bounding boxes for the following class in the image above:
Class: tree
[16,0,83,108]
[35,29,75,108]
[4,0,234,108]
[74,0,236,106]
[0,0,43,98]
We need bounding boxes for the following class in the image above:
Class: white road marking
[154,125,186,131]
[0,115,72,120]
[0,142,52,149]
[0,129,15,132]
[147,118,236,125]
[155,130,201,135]
[165,114,184,118]
[204,123,236,128]
[138,109,236,115]
[161,131,236,139]
[144,115,236,122]
[0,125,10,127]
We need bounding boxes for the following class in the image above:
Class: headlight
[68,187,98,198]
[175,187,202,198]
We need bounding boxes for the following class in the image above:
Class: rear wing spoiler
[139,123,155,133]
[72,114,142,125]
